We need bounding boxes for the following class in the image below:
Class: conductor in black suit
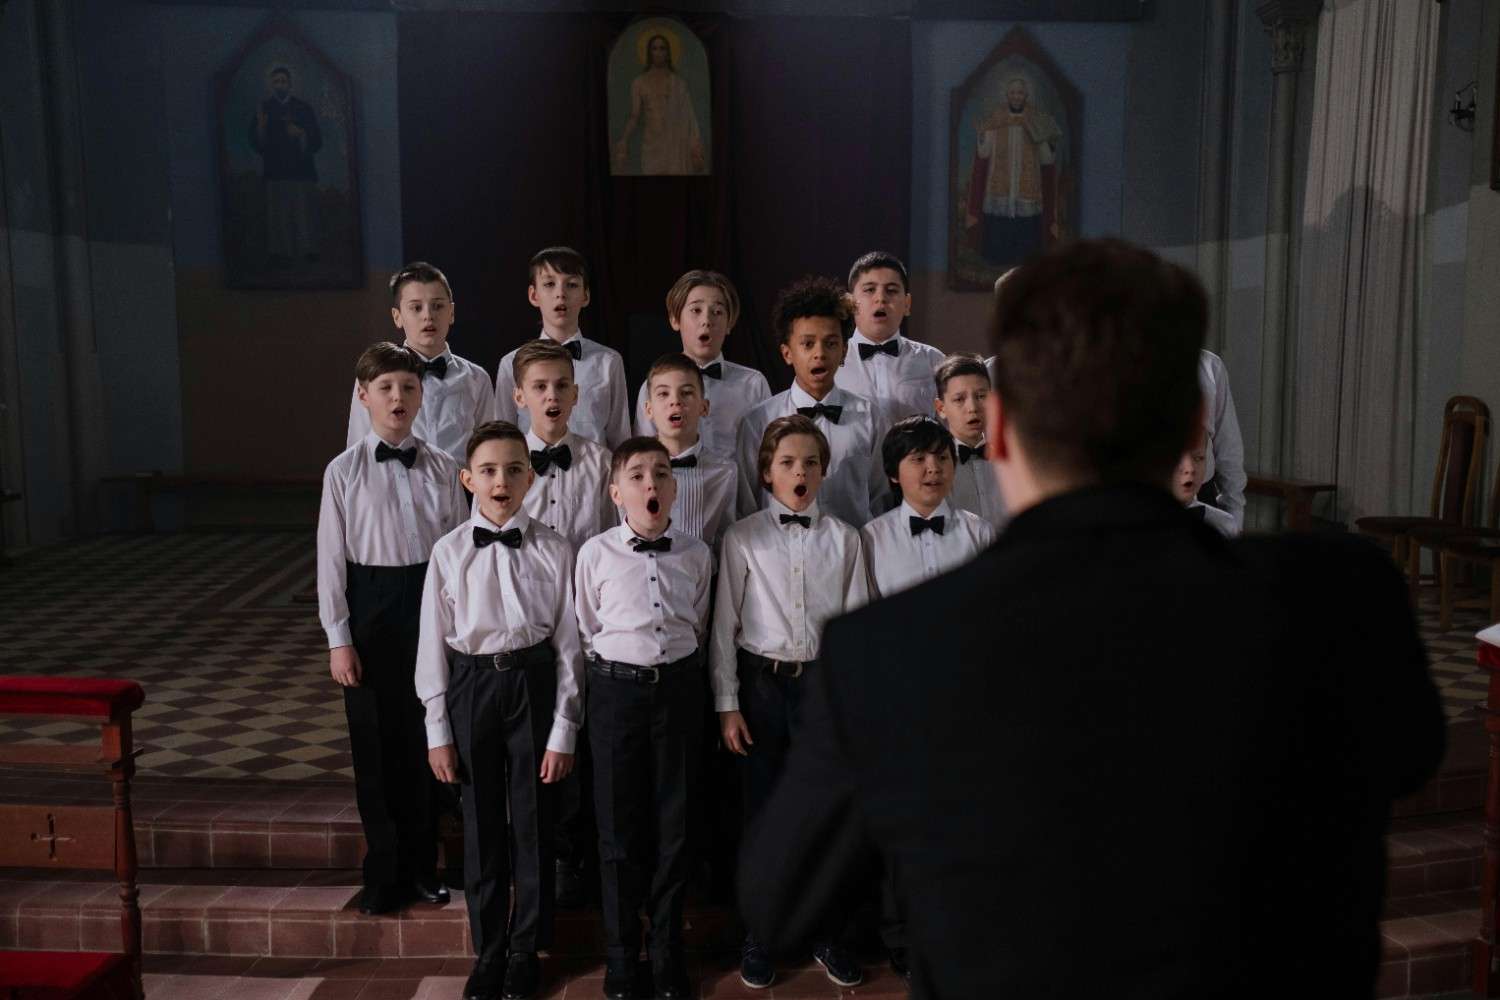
[737,238,1445,998]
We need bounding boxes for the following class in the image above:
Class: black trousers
[735,652,811,826]
[553,732,596,871]
[588,654,704,964]
[446,642,558,962]
[343,561,438,890]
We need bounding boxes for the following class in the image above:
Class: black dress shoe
[357,884,405,916]
[888,946,911,980]
[462,960,503,1000]
[602,959,634,999]
[812,942,863,988]
[653,952,692,998]
[555,857,585,909]
[502,951,540,1000]
[412,875,450,905]
[739,937,774,989]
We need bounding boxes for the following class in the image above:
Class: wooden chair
[0,677,145,1000]
[1356,395,1489,602]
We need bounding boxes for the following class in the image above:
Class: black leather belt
[739,650,813,678]
[450,638,553,672]
[589,651,698,684]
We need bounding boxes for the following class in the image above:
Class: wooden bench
[1245,473,1337,532]
[101,472,320,533]
[0,677,145,1000]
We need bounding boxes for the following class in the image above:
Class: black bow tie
[858,339,900,360]
[670,455,697,469]
[631,535,672,553]
[374,442,417,468]
[1189,505,1209,523]
[699,362,723,380]
[958,443,985,465]
[530,444,572,473]
[910,515,945,536]
[561,339,583,361]
[473,525,523,549]
[797,402,843,424]
[418,355,448,379]
[779,513,811,528]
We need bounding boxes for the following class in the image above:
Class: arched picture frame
[607,17,712,177]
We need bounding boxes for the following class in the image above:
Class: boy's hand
[429,744,460,784]
[539,750,574,784]
[719,711,753,756]
[330,646,362,687]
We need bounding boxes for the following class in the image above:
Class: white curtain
[1290,0,1440,521]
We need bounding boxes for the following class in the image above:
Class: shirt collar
[364,430,417,454]
[525,428,573,452]
[618,521,675,544]
[471,506,531,534]
[670,440,702,460]
[851,330,903,352]
[899,498,952,522]
[405,343,453,363]
[788,382,844,409]
[768,495,820,525]
[541,330,583,346]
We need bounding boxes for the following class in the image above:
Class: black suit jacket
[738,484,1444,999]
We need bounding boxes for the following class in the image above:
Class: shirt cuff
[546,718,578,755]
[325,624,353,649]
[425,718,452,749]
[714,695,740,713]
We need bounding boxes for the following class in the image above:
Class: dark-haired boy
[575,438,713,999]
[835,252,946,420]
[712,415,869,991]
[634,270,771,460]
[318,342,468,916]
[643,353,738,551]
[495,247,631,449]
[934,353,1008,530]
[347,261,495,464]
[415,421,583,1000]
[735,276,891,527]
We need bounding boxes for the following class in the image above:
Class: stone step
[0,866,1477,999]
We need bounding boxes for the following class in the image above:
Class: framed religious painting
[214,18,363,289]
[607,16,713,176]
[948,27,1081,290]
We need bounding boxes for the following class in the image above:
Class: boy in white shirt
[415,421,583,1000]
[346,261,495,464]
[510,336,613,913]
[642,352,738,552]
[862,415,996,599]
[736,276,890,526]
[836,251,946,420]
[634,270,772,459]
[712,415,870,991]
[1198,350,1246,530]
[318,343,468,917]
[575,438,713,1000]
[495,247,631,449]
[933,353,1008,530]
[1173,441,1238,538]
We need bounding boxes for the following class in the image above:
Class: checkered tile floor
[0,532,1492,780]
[0,532,348,781]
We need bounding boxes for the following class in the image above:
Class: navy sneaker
[739,937,774,989]
[812,943,863,988]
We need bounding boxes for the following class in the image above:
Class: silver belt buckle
[775,660,803,678]
[639,665,660,684]
[490,652,514,671]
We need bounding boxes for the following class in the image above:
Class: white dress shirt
[859,499,995,601]
[1187,500,1239,538]
[575,524,712,667]
[495,331,631,448]
[709,498,869,712]
[345,345,495,465]
[521,430,616,552]
[317,432,467,649]
[948,437,1009,531]
[734,384,891,527]
[634,354,772,460]
[1198,350,1246,530]
[835,331,946,421]
[664,442,738,552]
[414,508,584,753]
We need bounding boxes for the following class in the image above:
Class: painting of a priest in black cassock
[249,66,322,266]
